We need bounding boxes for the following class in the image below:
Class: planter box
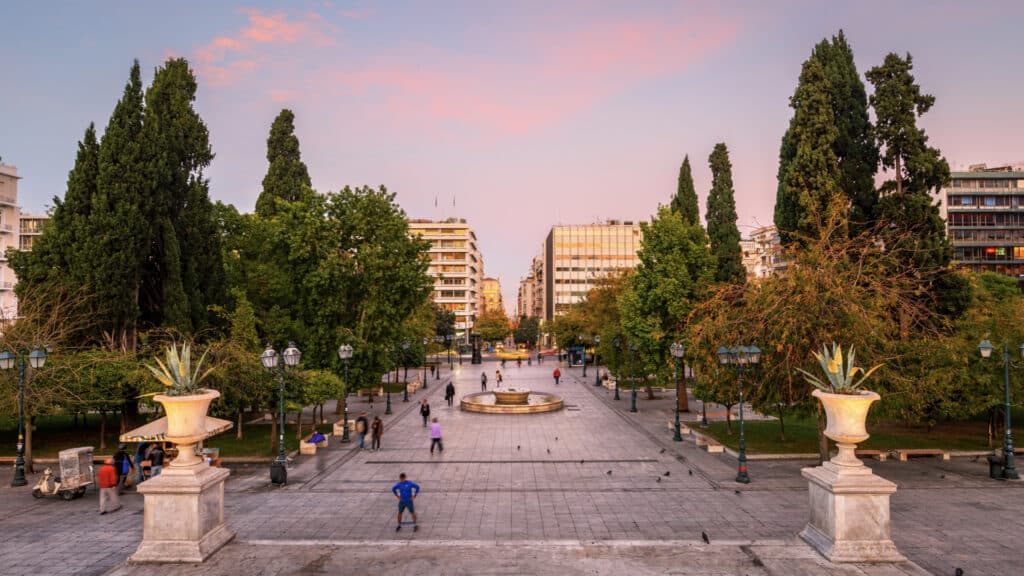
[299,442,316,455]
[333,421,353,436]
[315,434,330,448]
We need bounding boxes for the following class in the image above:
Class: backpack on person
[356,419,366,433]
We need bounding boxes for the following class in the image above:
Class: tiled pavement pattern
[0,360,1020,575]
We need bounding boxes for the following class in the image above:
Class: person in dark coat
[420,399,431,427]
[113,443,134,494]
[445,382,456,406]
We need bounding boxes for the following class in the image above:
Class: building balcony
[946,205,1021,211]
[0,195,16,207]
[0,281,12,291]
[0,224,13,234]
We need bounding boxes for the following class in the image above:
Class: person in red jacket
[98,457,121,515]
[553,368,561,385]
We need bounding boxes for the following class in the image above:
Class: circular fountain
[461,388,563,414]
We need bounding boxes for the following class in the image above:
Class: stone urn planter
[813,389,880,467]
[155,389,220,467]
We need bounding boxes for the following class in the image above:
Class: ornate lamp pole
[717,345,761,484]
[337,344,353,443]
[262,342,301,486]
[670,342,685,442]
[401,341,411,402]
[593,335,602,386]
[629,343,639,413]
[384,345,394,415]
[979,339,1020,480]
[612,337,621,401]
[422,338,428,390]
[1,347,47,487]
[434,336,443,381]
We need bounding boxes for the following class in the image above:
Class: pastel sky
[3,1,1023,312]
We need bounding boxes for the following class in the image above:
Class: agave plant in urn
[796,343,882,466]
[141,343,217,467]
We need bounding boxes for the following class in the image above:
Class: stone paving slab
[102,540,930,576]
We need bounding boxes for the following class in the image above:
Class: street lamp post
[593,335,603,386]
[612,338,621,401]
[579,335,588,378]
[629,343,639,413]
[434,336,443,381]
[670,342,685,442]
[385,346,393,415]
[1,347,47,487]
[337,344,353,443]
[401,341,411,402]
[262,342,301,486]
[422,338,428,390]
[717,345,761,484]
[978,339,1020,480]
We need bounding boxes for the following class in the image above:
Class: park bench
[855,449,888,462]
[333,420,353,437]
[703,438,724,453]
[358,387,384,399]
[666,420,691,435]
[893,448,949,461]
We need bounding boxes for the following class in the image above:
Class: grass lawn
[0,412,333,459]
[701,414,1004,454]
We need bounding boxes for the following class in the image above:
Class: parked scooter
[32,446,94,500]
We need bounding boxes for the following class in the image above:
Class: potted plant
[142,343,218,446]
[796,343,882,465]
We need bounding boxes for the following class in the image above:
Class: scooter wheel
[60,490,75,501]
[75,488,87,498]
[32,489,43,499]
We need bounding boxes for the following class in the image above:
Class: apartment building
[0,164,21,317]
[542,221,643,321]
[945,164,1024,276]
[481,277,503,314]
[19,213,47,251]
[740,225,784,280]
[408,218,484,342]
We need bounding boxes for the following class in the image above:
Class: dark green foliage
[868,52,966,319]
[513,316,541,346]
[705,144,745,284]
[670,155,700,226]
[783,56,846,241]
[775,31,878,242]
[255,109,313,218]
[434,305,457,340]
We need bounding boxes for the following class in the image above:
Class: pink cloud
[191,8,336,87]
[323,11,740,136]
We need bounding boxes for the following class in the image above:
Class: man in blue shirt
[391,472,420,532]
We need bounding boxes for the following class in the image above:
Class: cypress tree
[775,31,877,242]
[867,52,967,318]
[670,155,700,226]
[784,56,846,242]
[92,60,149,351]
[255,109,313,218]
[705,143,745,284]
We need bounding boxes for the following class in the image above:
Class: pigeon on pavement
[701,531,710,544]
[663,471,670,476]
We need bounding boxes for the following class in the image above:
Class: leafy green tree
[670,155,699,226]
[775,32,876,242]
[706,143,744,284]
[867,52,967,320]
[475,309,511,343]
[255,109,314,218]
[513,316,541,347]
[620,206,714,396]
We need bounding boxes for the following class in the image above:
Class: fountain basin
[493,388,532,405]
[460,391,564,414]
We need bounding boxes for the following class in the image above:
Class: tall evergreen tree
[775,31,877,242]
[705,143,745,284]
[140,58,223,333]
[783,56,846,242]
[670,155,700,225]
[867,52,967,318]
[92,60,149,351]
[255,109,313,218]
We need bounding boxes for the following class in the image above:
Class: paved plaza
[0,360,1021,575]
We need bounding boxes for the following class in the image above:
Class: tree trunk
[895,156,902,195]
[236,410,243,440]
[335,397,343,414]
[99,410,107,451]
[988,408,995,448]
[296,411,303,441]
[678,369,690,412]
[777,408,787,443]
[645,385,655,400]
[816,407,829,465]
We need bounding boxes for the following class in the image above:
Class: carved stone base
[129,462,235,563]
[800,460,905,563]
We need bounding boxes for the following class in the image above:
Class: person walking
[355,411,369,449]
[496,369,503,385]
[371,415,384,451]
[537,352,543,365]
[391,472,420,532]
[420,399,431,427]
[553,367,561,385]
[98,457,121,515]
[113,443,134,494]
[480,372,488,391]
[445,381,456,406]
[148,444,165,478]
[134,442,150,485]
[429,417,444,454]
[517,358,522,368]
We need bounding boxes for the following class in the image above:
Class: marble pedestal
[129,461,235,563]
[800,455,904,563]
